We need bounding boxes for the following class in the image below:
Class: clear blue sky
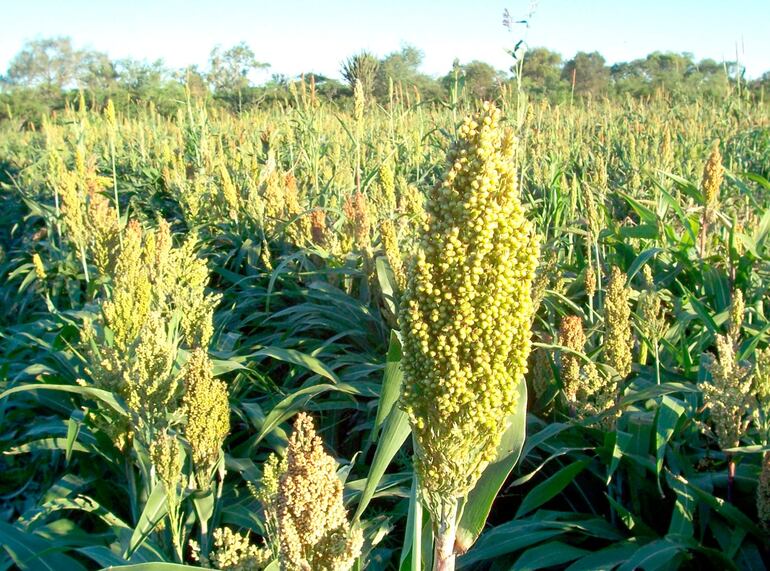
[1,0,768,79]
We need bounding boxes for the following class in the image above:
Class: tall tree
[517,47,567,99]
[562,51,610,97]
[442,60,503,101]
[78,50,117,93]
[374,45,442,101]
[208,42,269,108]
[341,51,379,99]
[5,37,80,93]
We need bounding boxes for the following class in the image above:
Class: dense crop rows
[1,84,770,569]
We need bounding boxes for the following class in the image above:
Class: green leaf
[0,383,127,416]
[0,521,86,571]
[191,489,215,540]
[511,541,589,571]
[606,430,632,485]
[250,346,341,384]
[458,525,562,567]
[353,406,410,521]
[619,223,659,240]
[65,413,81,464]
[618,382,697,407]
[618,191,658,225]
[626,248,663,282]
[77,546,133,568]
[372,331,404,438]
[616,538,687,571]
[375,256,398,319]
[682,290,719,336]
[670,472,762,538]
[666,472,695,539]
[99,564,195,570]
[565,543,639,571]
[254,383,362,446]
[399,478,424,571]
[125,485,168,559]
[456,379,527,551]
[515,460,589,518]
[654,396,685,486]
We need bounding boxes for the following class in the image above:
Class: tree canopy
[0,36,762,122]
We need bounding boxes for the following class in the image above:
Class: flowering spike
[399,102,539,564]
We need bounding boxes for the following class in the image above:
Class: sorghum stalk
[759,451,770,530]
[105,99,123,247]
[400,103,538,569]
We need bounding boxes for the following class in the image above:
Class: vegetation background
[1,6,770,571]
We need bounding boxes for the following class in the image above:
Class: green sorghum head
[399,102,539,509]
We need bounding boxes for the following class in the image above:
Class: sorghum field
[2,78,770,571]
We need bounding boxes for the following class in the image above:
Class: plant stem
[727,454,736,504]
[698,210,709,260]
[125,456,138,525]
[79,244,90,284]
[433,500,458,571]
[639,342,648,367]
[110,136,123,247]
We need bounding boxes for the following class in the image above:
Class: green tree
[340,51,379,99]
[686,58,734,99]
[208,42,269,109]
[562,51,610,97]
[374,45,442,101]
[441,60,503,101]
[5,37,80,93]
[78,50,118,93]
[517,47,567,100]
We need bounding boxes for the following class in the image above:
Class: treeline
[1,36,767,121]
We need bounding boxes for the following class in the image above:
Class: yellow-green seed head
[182,349,230,487]
[32,253,47,280]
[701,334,753,450]
[559,315,586,403]
[277,413,362,571]
[701,141,723,216]
[638,269,666,344]
[105,99,117,130]
[604,266,633,378]
[150,432,183,494]
[343,192,371,252]
[399,102,539,508]
[86,189,121,276]
[191,527,271,570]
[584,265,596,298]
[379,219,406,292]
[219,161,240,218]
[103,220,152,352]
[60,170,88,253]
[728,289,744,346]
[754,348,770,419]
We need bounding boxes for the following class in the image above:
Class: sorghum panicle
[701,335,753,450]
[728,289,745,347]
[604,266,633,378]
[379,219,406,292]
[701,141,724,218]
[276,413,362,571]
[399,102,539,510]
[182,349,230,487]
